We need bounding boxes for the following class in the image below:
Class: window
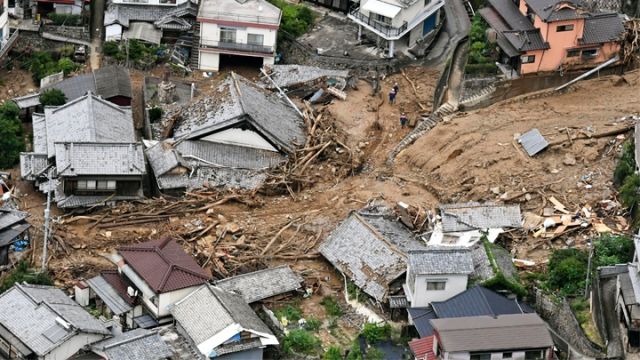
[556,24,574,32]
[86,180,96,190]
[247,33,264,46]
[77,180,87,190]
[373,13,392,25]
[582,48,598,57]
[220,27,237,43]
[521,55,536,64]
[525,350,544,360]
[567,49,580,57]
[97,181,117,190]
[470,353,491,360]
[426,280,446,290]
[503,353,513,359]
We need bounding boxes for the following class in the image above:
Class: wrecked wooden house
[77,238,211,330]
[145,74,305,193]
[319,206,427,304]
[428,202,522,246]
[19,93,145,209]
[171,284,279,359]
[261,64,350,101]
[0,209,30,266]
[214,265,304,303]
[90,328,174,360]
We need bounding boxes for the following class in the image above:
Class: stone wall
[534,288,605,358]
[43,25,90,42]
[460,75,499,103]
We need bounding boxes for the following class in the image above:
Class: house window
[97,180,117,190]
[77,181,87,190]
[521,55,536,64]
[373,12,392,26]
[525,350,544,360]
[470,353,492,360]
[556,24,574,32]
[567,49,580,57]
[503,352,513,359]
[426,280,446,290]
[247,33,264,46]
[86,180,96,190]
[582,49,598,58]
[220,27,237,43]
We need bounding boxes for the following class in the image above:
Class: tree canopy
[40,88,67,107]
[0,102,24,169]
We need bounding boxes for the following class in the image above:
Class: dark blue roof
[409,286,531,337]
[408,307,437,337]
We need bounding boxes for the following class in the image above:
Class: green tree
[0,261,53,293]
[57,57,78,76]
[0,102,24,169]
[103,41,120,57]
[40,88,67,107]
[614,140,635,186]
[594,234,634,267]
[547,248,588,296]
[324,346,343,360]
[282,330,321,355]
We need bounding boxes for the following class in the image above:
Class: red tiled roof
[101,270,136,305]
[118,238,211,293]
[409,336,437,360]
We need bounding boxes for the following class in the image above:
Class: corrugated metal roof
[214,265,303,303]
[431,285,528,318]
[86,275,133,316]
[518,128,549,156]
[408,307,437,337]
[431,314,553,352]
[118,238,211,293]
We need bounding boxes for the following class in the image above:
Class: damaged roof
[263,65,349,89]
[55,142,145,177]
[92,328,173,360]
[319,207,426,302]
[439,202,522,232]
[118,238,211,293]
[215,265,303,303]
[525,0,585,21]
[408,248,474,275]
[581,13,625,44]
[94,66,133,99]
[124,22,163,45]
[43,93,135,158]
[171,284,274,356]
[174,74,305,153]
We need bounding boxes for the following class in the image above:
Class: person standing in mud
[389,88,397,104]
[400,113,408,128]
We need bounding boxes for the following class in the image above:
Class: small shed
[0,210,30,266]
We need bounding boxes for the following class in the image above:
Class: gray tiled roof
[86,275,133,316]
[0,284,109,356]
[32,114,48,154]
[171,284,272,350]
[19,153,49,181]
[439,202,522,232]
[92,328,173,360]
[44,93,135,158]
[179,75,305,153]
[408,248,474,275]
[94,66,133,100]
[526,0,584,21]
[503,30,549,51]
[42,73,96,102]
[581,13,625,44]
[124,22,163,45]
[105,3,175,27]
[431,314,553,352]
[176,140,285,170]
[12,93,41,109]
[486,0,535,31]
[55,142,145,176]
[319,209,425,302]
[0,209,27,231]
[55,194,143,209]
[215,265,303,303]
[264,65,350,89]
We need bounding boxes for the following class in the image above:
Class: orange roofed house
[480,0,625,76]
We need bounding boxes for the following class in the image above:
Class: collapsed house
[145,73,305,193]
[0,283,111,359]
[78,238,212,330]
[428,202,523,246]
[0,209,30,266]
[319,206,427,303]
[171,284,279,359]
[214,265,304,303]
[19,92,145,209]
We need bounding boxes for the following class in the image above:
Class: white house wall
[444,350,542,360]
[111,0,189,6]
[410,274,468,307]
[44,333,107,360]
[105,24,123,42]
[158,286,200,317]
[200,22,277,50]
[202,128,278,152]
[0,0,8,46]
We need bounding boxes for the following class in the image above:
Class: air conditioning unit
[127,286,139,297]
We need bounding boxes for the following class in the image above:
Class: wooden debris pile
[624,18,640,65]
[262,103,362,195]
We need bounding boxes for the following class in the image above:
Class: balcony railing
[349,7,408,37]
[198,11,280,25]
[202,40,274,54]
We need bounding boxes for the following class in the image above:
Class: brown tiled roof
[101,270,136,305]
[118,238,211,293]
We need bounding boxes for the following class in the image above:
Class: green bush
[467,14,492,66]
[269,0,315,37]
[283,329,321,355]
[620,174,640,213]
[324,346,343,360]
[320,296,343,316]
[47,13,82,26]
[57,57,78,76]
[148,107,163,122]
[40,88,67,107]
[0,261,53,293]
[362,323,391,344]
[365,348,385,360]
[103,41,120,57]
[614,140,635,186]
[482,272,527,297]
[24,51,80,82]
[305,316,322,332]
[274,304,303,321]
[594,234,634,267]
[0,102,24,169]
[547,248,588,296]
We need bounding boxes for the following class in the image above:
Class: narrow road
[601,276,624,358]
[89,0,105,69]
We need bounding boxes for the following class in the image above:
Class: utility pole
[41,169,52,272]
[584,240,592,299]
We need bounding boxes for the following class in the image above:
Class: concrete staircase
[460,83,496,108]
[190,22,200,69]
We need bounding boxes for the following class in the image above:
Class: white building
[404,248,474,308]
[348,0,444,57]
[0,0,9,50]
[195,0,280,71]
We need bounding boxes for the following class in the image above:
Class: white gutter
[108,253,157,299]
